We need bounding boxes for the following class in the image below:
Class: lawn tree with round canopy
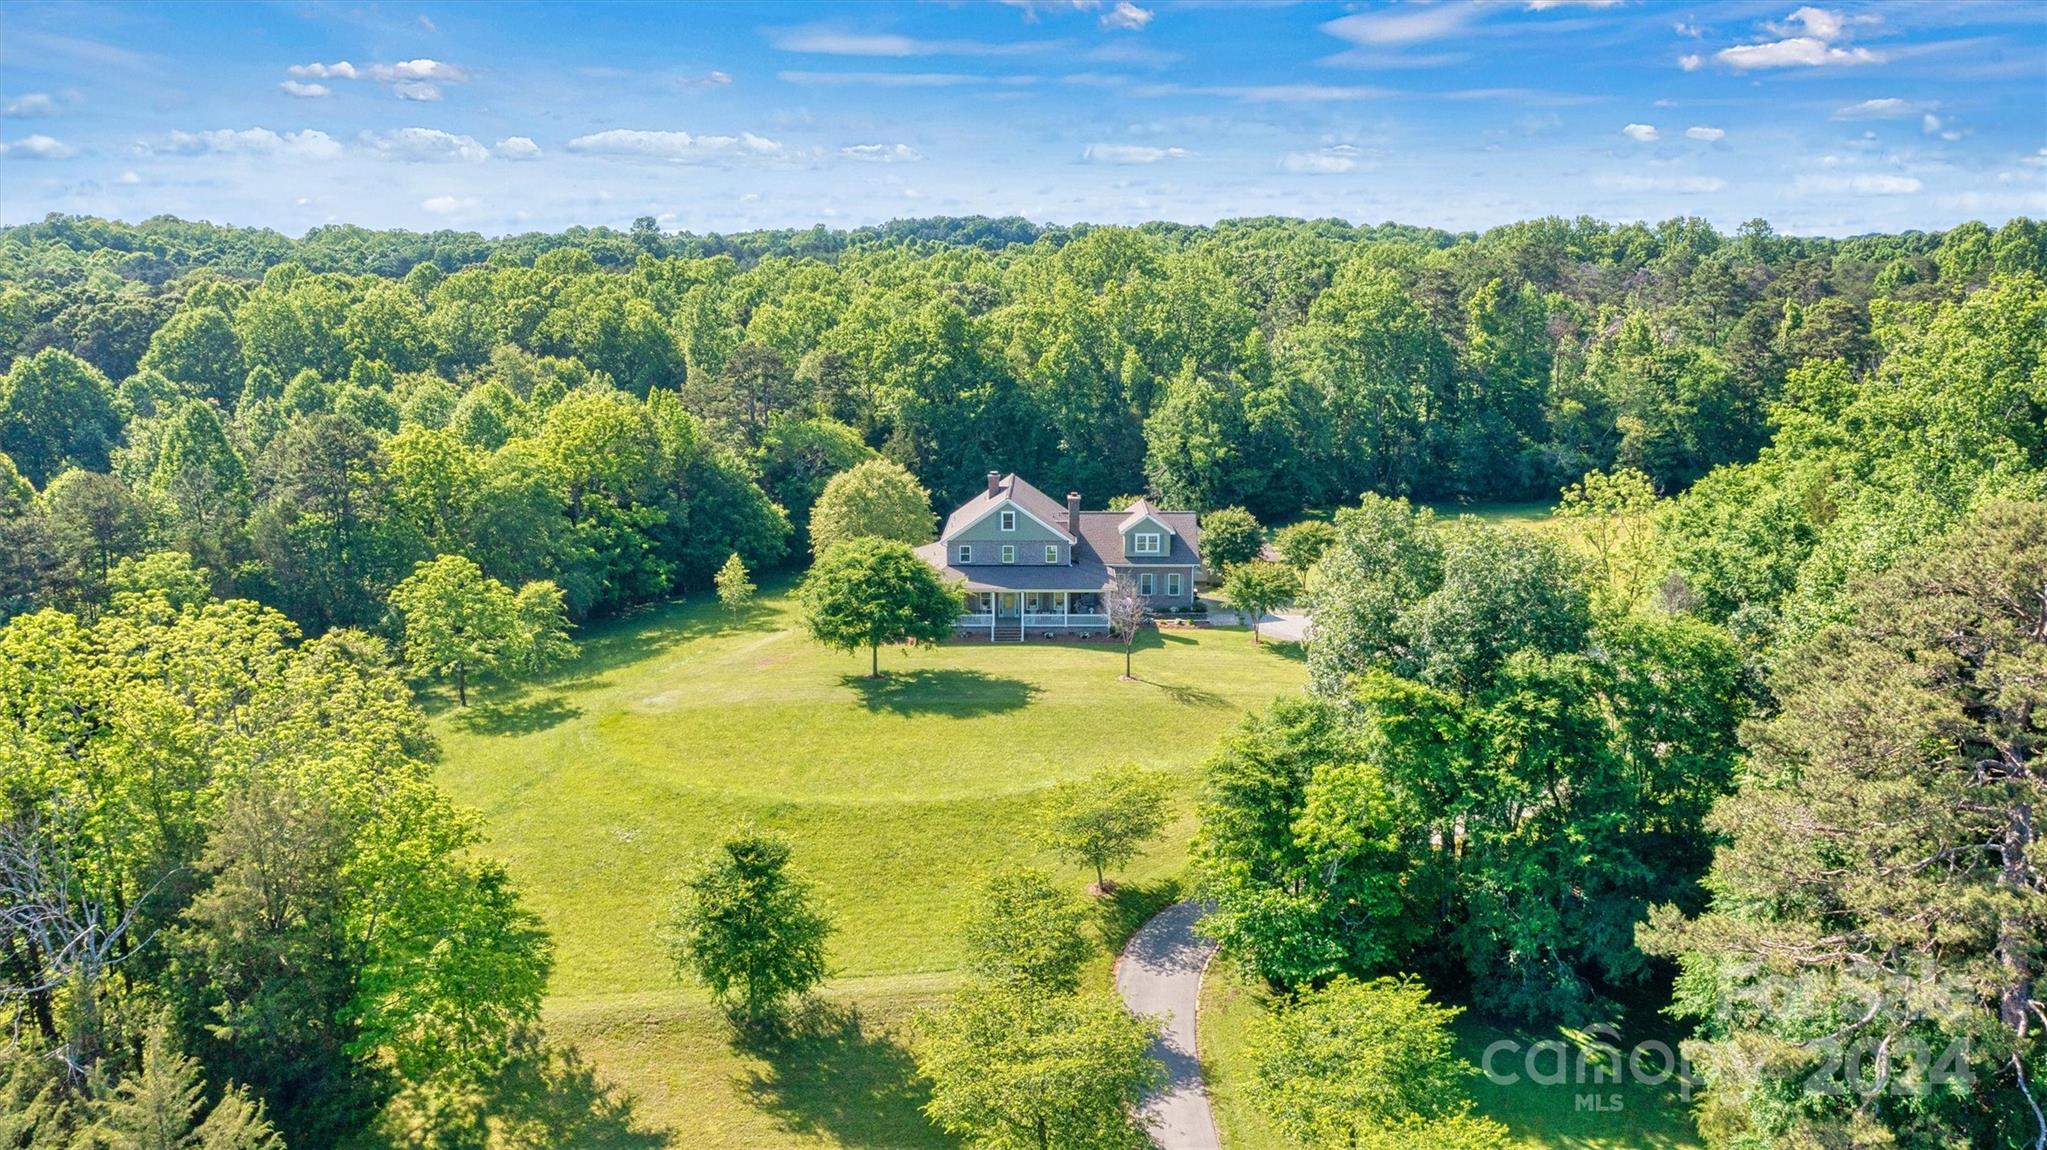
[1223,560,1299,644]
[796,536,960,678]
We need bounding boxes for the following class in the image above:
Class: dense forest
[2,210,2041,636]
[0,210,2042,1149]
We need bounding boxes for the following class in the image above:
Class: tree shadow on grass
[735,1000,955,1150]
[840,668,1039,717]
[1130,676,1229,708]
[450,1027,668,1149]
[450,692,584,736]
[1092,875,1187,953]
[1257,639,1307,663]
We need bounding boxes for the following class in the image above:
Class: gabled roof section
[941,473,1076,543]
[1117,499,1178,536]
[1074,509,1202,568]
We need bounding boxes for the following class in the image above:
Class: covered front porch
[956,590,1109,641]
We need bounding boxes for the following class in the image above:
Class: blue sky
[1,1,2041,236]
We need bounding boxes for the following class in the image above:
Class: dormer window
[1134,532,1162,556]
[1000,510,1017,532]
[956,544,973,564]
[1001,545,1015,564]
[1045,545,1059,563]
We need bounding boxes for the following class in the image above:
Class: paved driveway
[1114,900,1222,1150]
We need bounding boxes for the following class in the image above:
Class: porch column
[1062,591,1070,628]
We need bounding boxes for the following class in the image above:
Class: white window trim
[1000,510,1017,532]
[1134,532,1162,556]
[1166,572,1181,597]
[1044,544,1059,563]
[1139,572,1155,595]
[1001,544,1015,564]
[957,544,972,563]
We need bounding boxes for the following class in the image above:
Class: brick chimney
[1066,491,1082,559]
[987,470,1001,497]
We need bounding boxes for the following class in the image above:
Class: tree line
[3,212,2041,646]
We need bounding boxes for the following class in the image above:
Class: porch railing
[1024,613,1109,627]
[956,613,994,627]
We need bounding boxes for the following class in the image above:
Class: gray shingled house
[914,471,1203,642]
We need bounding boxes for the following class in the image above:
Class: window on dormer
[957,544,972,564]
[1000,510,1017,532]
[1134,532,1162,556]
[1045,545,1058,563]
[1001,545,1015,564]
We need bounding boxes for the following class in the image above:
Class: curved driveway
[1114,900,1222,1150]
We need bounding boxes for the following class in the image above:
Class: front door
[995,592,1022,618]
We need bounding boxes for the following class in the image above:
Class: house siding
[951,503,1069,565]
[1113,564,1198,610]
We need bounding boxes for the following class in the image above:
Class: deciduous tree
[796,536,957,678]
[1032,765,1170,892]
[1222,560,1297,643]
[807,458,935,557]
[662,829,832,1026]
[916,982,1161,1150]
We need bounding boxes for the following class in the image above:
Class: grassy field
[429,582,1306,1146]
[1200,961,1704,1150]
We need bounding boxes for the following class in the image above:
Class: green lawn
[1199,961,1704,1150]
[430,583,1306,1145]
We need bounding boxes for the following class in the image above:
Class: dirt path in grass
[1114,900,1222,1150]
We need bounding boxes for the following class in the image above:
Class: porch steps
[991,619,1024,642]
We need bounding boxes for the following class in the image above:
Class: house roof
[1075,505,1202,568]
[940,473,1075,543]
[920,482,1204,592]
[914,541,1115,591]
[1117,499,1176,535]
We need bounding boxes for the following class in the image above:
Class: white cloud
[1526,0,1622,7]
[1716,7,1883,70]
[289,61,359,79]
[372,59,470,82]
[1833,97,1918,119]
[1281,144,1365,174]
[116,169,140,184]
[778,70,985,87]
[279,80,330,98]
[1595,174,1727,193]
[153,127,341,159]
[1322,5,1478,45]
[840,142,923,162]
[1622,123,1660,142]
[767,25,1048,57]
[1153,82,1394,103]
[494,136,543,160]
[1,134,75,159]
[361,127,489,163]
[1685,125,1725,141]
[1767,6,1876,42]
[1794,173,1923,195]
[565,128,786,161]
[1100,2,1153,31]
[1678,53,1702,71]
[1082,143,1192,164]
[1717,37,1881,69]
[290,58,468,99]
[2,93,58,117]
[421,195,480,214]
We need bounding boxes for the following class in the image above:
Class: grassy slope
[431,583,1305,1146]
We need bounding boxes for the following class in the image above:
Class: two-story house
[913,472,1202,642]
